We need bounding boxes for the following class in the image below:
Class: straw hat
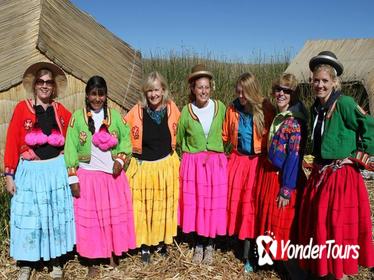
[309,51,344,76]
[22,62,67,97]
[188,64,213,83]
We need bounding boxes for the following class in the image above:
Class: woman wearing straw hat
[223,72,275,272]
[64,76,136,277]
[177,64,227,265]
[4,62,75,280]
[298,51,374,279]
[125,71,180,264]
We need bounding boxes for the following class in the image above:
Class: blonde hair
[236,72,265,135]
[33,68,57,99]
[312,64,341,91]
[141,71,171,108]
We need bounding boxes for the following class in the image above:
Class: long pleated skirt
[298,164,374,278]
[74,168,136,258]
[254,159,305,260]
[10,155,75,261]
[227,151,260,240]
[178,151,228,238]
[126,152,179,247]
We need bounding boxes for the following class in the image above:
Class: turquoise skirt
[10,155,75,261]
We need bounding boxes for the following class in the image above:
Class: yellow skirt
[126,152,180,247]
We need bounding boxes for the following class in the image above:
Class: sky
[70,0,374,62]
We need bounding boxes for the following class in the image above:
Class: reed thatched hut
[285,38,374,115]
[0,0,143,171]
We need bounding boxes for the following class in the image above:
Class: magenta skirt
[178,151,228,238]
[75,168,136,258]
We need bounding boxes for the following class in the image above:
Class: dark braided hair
[85,76,108,135]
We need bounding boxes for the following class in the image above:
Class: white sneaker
[50,266,63,280]
[17,266,31,280]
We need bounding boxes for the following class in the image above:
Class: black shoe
[141,251,151,264]
[155,245,168,257]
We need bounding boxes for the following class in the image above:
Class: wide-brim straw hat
[309,51,344,76]
[22,62,67,97]
[188,64,213,83]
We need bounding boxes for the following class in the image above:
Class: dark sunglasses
[273,86,293,95]
[35,79,55,87]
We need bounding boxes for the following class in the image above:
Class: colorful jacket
[222,98,275,154]
[177,99,226,153]
[124,100,180,154]
[4,99,71,176]
[268,102,308,198]
[314,95,374,162]
[64,107,131,176]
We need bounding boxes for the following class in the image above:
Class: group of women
[4,51,374,280]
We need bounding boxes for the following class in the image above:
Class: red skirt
[226,151,260,239]
[298,164,374,278]
[254,159,304,260]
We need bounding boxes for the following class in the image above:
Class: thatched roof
[285,39,374,114]
[0,0,142,110]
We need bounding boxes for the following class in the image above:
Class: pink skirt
[227,151,260,239]
[75,168,136,258]
[178,151,228,238]
[298,164,374,278]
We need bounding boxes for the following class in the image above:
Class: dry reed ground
[0,178,373,280]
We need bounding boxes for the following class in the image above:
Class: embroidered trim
[355,151,369,165]
[67,167,77,176]
[4,167,15,175]
[115,153,127,161]
[280,187,292,199]
[187,103,199,121]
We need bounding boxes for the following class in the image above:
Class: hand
[70,183,80,198]
[112,160,123,177]
[20,149,39,160]
[5,175,16,195]
[368,161,374,172]
[277,195,290,208]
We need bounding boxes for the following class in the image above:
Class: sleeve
[59,103,72,137]
[269,119,302,197]
[222,106,231,144]
[281,120,302,193]
[64,112,80,176]
[176,106,187,149]
[4,103,23,176]
[115,111,132,161]
[339,96,374,166]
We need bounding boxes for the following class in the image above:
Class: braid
[85,97,95,134]
[99,99,109,130]
[103,99,108,122]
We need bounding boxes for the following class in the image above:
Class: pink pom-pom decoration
[47,129,65,147]
[92,127,118,151]
[25,128,48,146]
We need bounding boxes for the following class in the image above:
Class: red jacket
[4,99,71,176]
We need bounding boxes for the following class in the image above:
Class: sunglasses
[273,86,293,95]
[35,79,55,87]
